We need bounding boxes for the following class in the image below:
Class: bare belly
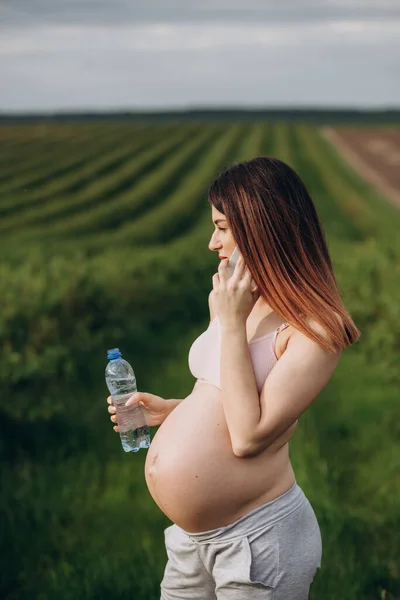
[144,382,297,533]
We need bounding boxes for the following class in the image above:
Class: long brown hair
[207,156,361,354]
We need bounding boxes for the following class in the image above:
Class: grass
[1,120,399,599]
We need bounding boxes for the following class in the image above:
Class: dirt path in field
[320,126,400,210]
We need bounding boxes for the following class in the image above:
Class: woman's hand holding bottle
[107,392,168,429]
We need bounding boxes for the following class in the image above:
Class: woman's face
[208,206,236,260]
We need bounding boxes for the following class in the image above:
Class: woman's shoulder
[304,311,343,338]
[288,311,344,355]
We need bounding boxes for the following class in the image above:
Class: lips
[219,256,227,260]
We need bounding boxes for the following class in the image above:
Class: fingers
[242,265,253,283]
[107,396,119,432]
[237,256,256,287]
[219,254,246,281]
[237,254,247,277]
[217,258,230,280]
[125,392,140,407]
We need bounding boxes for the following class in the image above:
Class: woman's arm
[220,318,342,457]
[208,289,216,324]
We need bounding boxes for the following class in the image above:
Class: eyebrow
[213,218,227,225]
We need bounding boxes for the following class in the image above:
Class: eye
[217,227,227,232]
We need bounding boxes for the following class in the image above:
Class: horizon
[1,106,400,118]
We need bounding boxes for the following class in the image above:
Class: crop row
[0,123,179,219]
[0,123,139,185]
[74,122,252,249]
[0,123,201,232]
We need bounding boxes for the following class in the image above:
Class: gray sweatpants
[160,481,322,599]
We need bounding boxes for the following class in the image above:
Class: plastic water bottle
[105,348,150,453]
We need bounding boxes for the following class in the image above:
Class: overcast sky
[1,0,399,113]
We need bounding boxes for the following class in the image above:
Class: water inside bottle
[106,375,150,452]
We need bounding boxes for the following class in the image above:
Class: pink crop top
[188,316,290,395]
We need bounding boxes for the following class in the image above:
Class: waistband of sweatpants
[181,481,306,543]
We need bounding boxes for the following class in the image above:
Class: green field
[1,120,399,600]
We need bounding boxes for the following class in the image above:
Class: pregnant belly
[144,383,294,532]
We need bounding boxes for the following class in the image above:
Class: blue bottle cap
[107,348,122,360]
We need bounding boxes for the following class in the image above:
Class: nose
[208,230,222,252]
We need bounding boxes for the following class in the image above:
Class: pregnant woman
[107,156,360,599]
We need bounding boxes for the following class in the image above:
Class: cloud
[0,2,399,111]
[1,20,400,57]
[1,0,400,28]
